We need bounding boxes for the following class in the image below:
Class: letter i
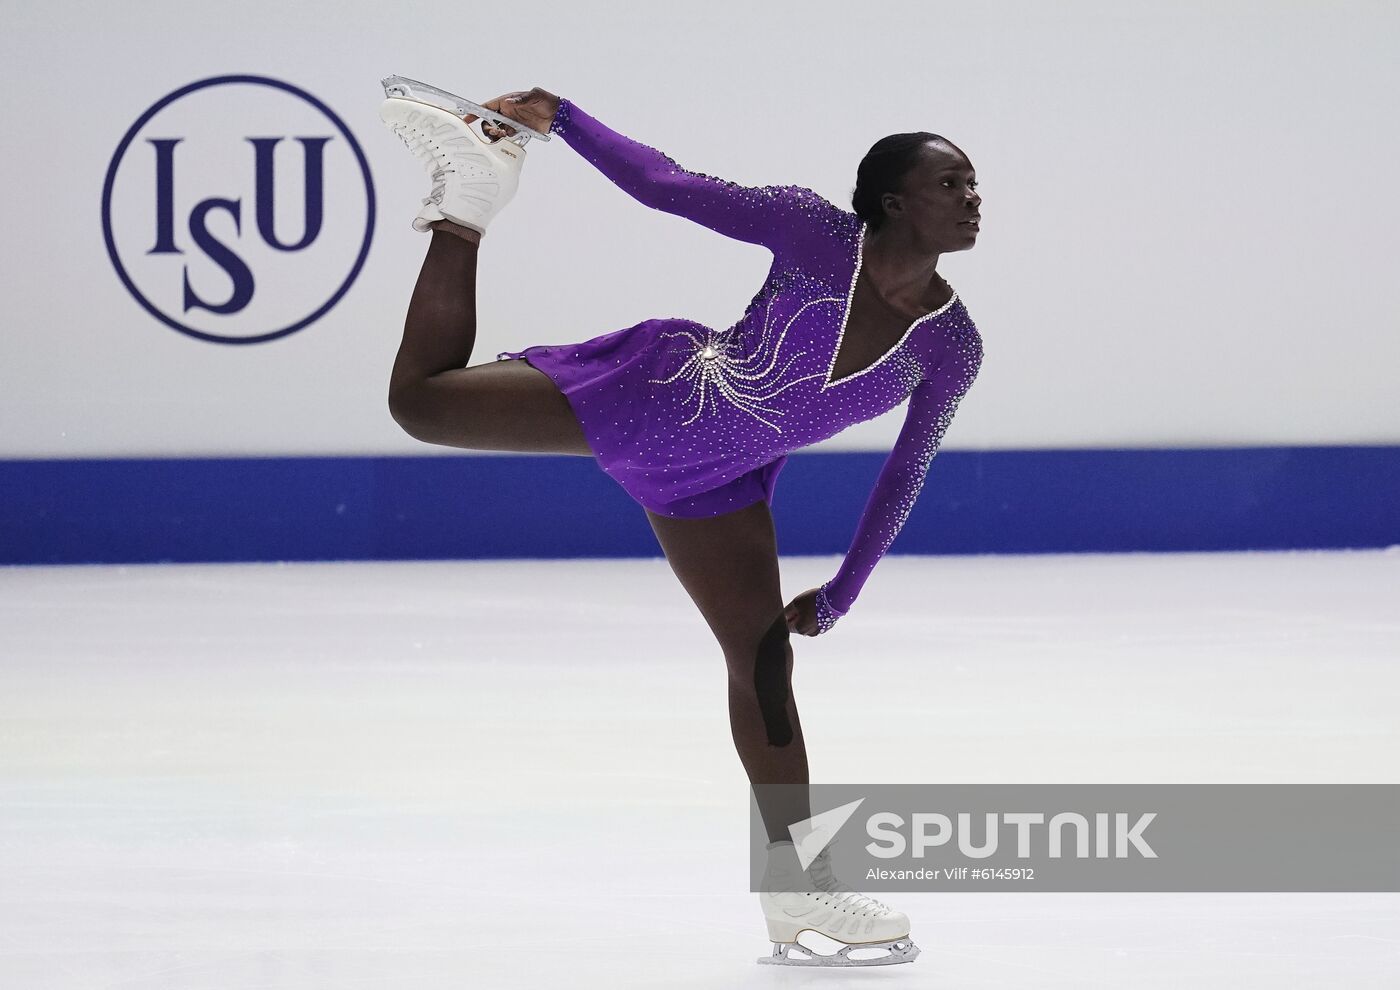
[147,138,183,255]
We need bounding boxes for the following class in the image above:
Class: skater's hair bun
[852,132,949,231]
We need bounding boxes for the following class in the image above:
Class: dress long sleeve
[814,328,985,633]
[549,98,822,254]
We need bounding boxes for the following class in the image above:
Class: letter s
[183,197,254,314]
[866,812,906,858]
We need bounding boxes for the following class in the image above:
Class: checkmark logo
[789,798,866,869]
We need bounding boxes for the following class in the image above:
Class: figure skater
[378,81,983,967]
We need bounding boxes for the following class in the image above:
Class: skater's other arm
[814,328,984,633]
[548,97,826,253]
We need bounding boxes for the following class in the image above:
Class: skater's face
[882,142,981,250]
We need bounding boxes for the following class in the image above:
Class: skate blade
[757,936,920,967]
[380,74,552,145]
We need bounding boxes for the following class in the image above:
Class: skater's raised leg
[385,225,591,455]
[379,85,590,455]
[391,223,481,393]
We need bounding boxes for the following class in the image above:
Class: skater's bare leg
[387,223,592,455]
[646,500,812,843]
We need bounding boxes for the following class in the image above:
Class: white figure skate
[757,839,920,967]
[378,75,547,234]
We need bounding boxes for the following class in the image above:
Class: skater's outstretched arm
[811,326,985,633]
[548,97,829,253]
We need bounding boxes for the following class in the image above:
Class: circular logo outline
[102,74,377,345]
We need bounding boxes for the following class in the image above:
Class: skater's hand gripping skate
[464,88,562,141]
[785,588,821,637]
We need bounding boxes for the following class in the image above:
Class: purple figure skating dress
[496,99,984,632]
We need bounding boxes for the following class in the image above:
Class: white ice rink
[2,549,1398,988]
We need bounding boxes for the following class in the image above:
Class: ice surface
[2,549,1397,987]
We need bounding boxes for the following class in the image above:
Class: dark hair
[851,132,948,231]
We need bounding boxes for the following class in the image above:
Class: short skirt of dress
[495,317,789,519]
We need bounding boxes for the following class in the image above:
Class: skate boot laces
[423,166,447,210]
[809,852,895,915]
[817,886,894,917]
[385,120,459,183]
[378,95,525,234]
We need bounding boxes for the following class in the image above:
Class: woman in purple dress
[379,84,983,965]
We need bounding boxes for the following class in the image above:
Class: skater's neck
[861,225,946,308]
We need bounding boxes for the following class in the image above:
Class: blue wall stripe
[1,447,1397,566]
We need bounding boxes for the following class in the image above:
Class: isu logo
[102,75,376,344]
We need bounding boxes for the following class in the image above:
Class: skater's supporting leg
[646,500,813,843]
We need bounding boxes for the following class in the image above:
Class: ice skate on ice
[378,75,543,234]
[757,838,920,967]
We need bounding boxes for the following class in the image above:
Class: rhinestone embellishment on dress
[647,288,831,433]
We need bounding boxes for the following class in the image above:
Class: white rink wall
[1,0,1396,459]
